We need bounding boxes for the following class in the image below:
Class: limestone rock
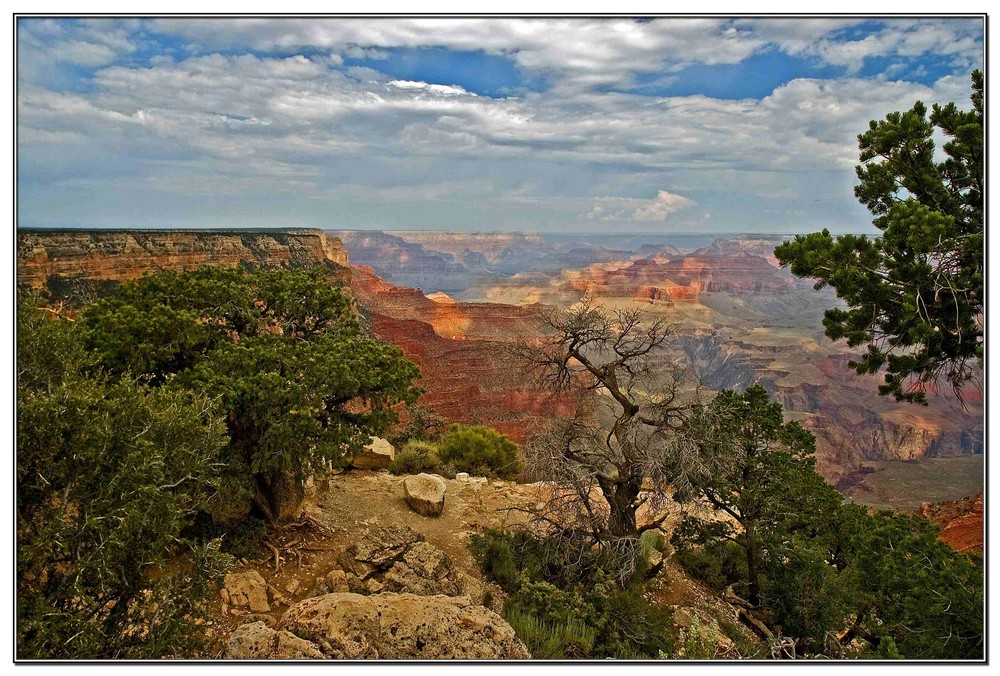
[17,229,349,291]
[225,621,325,660]
[350,437,395,470]
[223,570,270,613]
[382,542,460,596]
[282,592,530,659]
[308,569,350,597]
[340,524,424,577]
[403,473,447,517]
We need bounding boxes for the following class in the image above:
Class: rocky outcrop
[221,570,271,613]
[403,474,447,517]
[382,542,462,596]
[225,621,326,659]
[17,228,348,290]
[920,493,984,554]
[350,437,395,471]
[339,524,426,579]
[332,524,465,597]
[279,592,530,659]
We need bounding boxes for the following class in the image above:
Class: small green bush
[675,541,747,593]
[504,606,597,659]
[469,529,673,659]
[680,614,721,659]
[389,440,444,475]
[437,424,521,479]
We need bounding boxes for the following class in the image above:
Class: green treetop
[775,70,983,403]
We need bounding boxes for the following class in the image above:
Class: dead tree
[514,300,693,549]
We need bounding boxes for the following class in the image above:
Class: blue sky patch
[344,47,541,98]
[631,50,844,100]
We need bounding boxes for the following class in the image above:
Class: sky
[16,16,984,234]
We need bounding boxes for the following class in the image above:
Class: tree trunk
[253,471,305,523]
[606,479,641,537]
[745,536,762,607]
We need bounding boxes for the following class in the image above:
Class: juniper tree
[775,70,983,403]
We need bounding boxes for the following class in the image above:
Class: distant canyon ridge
[17,228,983,503]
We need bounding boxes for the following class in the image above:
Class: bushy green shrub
[389,440,444,475]
[504,606,596,659]
[437,424,521,479]
[469,529,673,659]
[17,293,231,659]
[680,614,721,659]
[675,541,748,593]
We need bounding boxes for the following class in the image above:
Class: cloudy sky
[16,16,984,233]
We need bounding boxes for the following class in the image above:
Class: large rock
[350,437,395,470]
[221,570,270,613]
[225,621,326,659]
[282,592,530,659]
[339,524,424,578]
[403,473,447,517]
[308,568,351,597]
[382,542,461,596]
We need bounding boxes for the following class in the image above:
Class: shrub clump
[389,440,446,476]
[437,424,521,479]
[674,540,748,594]
[469,529,673,659]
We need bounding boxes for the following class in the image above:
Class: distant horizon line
[16,225,872,237]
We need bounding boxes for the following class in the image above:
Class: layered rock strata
[17,228,348,289]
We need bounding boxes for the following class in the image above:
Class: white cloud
[14,18,985,231]
[388,80,476,97]
[147,17,982,93]
[588,190,694,222]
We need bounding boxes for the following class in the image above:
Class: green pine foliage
[775,71,983,403]
[17,293,229,659]
[674,383,983,659]
[82,265,422,521]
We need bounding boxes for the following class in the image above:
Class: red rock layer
[350,265,575,443]
[576,254,799,301]
[17,229,348,288]
[920,493,984,554]
[350,265,543,341]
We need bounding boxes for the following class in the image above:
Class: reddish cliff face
[350,265,575,443]
[17,229,348,289]
[920,493,984,554]
[350,265,543,341]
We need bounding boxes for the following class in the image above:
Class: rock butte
[16,228,348,289]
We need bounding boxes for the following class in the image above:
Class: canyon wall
[17,228,348,289]
[349,265,576,443]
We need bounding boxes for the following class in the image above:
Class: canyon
[334,230,982,490]
[17,227,984,532]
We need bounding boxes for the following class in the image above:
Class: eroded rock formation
[17,228,348,291]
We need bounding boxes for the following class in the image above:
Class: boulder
[350,437,395,470]
[282,592,530,659]
[382,542,461,596]
[403,473,447,517]
[339,524,425,578]
[225,621,325,659]
[221,570,270,613]
[308,568,351,597]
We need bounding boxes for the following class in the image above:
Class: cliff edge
[17,228,348,289]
